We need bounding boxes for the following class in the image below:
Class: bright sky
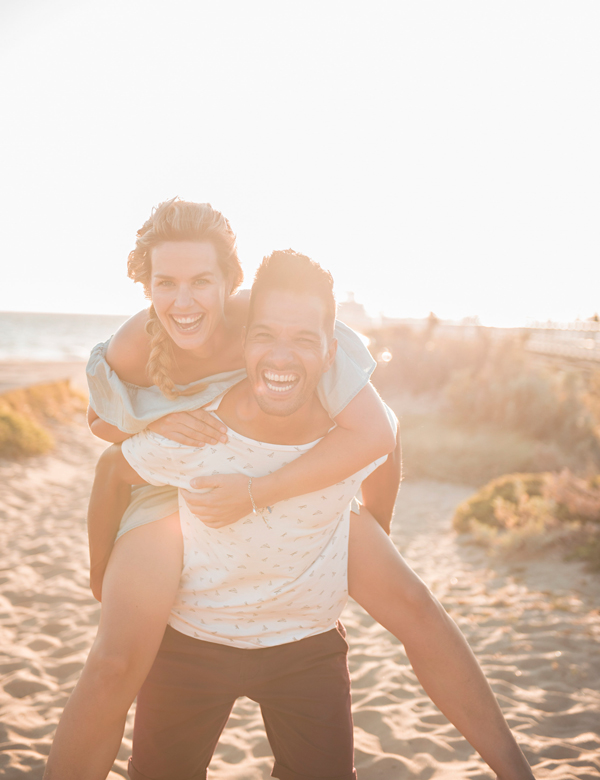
[1,1,598,326]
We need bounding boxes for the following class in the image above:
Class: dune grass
[453,471,600,570]
[0,381,87,458]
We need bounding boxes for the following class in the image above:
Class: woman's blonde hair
[127,198,243,398]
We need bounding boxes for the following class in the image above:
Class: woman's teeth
[171,314,204,331]
[263,370,299,392]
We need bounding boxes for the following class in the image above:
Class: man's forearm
[360,430,401,533]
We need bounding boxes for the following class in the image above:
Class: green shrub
[0,409,53,456]
[0,380,86,458]
[453,470,600,568]
[453,473,547,532]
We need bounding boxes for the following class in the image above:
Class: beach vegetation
[371,325,600,483]
[453,471,600,569]
[0,381,87,458]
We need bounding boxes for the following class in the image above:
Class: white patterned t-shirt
[121,410,384,649]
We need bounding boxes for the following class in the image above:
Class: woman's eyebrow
[152,272,215,280]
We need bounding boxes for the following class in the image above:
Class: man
[71,251,533,780]
[119,251,393,779]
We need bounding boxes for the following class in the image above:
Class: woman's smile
[170,313,206,333]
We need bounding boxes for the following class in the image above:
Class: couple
[44,199,534,779]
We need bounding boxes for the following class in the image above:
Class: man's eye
[193,279,209,286]
[156,280,174,287]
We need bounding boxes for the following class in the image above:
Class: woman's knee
[83,641,146,692]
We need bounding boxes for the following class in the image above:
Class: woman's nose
[174,285,194,309]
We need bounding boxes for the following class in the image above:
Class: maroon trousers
[128,624,357,780]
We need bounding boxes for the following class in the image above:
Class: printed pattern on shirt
[122,424,382,649]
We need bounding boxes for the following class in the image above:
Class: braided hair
[127,198,243,398]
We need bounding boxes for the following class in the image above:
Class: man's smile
[262,370,300,393]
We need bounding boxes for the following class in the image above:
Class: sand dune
[1,417,599,778]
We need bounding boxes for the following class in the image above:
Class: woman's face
[150,240,230,353]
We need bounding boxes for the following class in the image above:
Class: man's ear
[241,326,247,350]
[324,337,338,373]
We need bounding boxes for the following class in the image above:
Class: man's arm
[359,422,401,534]
[88,444,147,600]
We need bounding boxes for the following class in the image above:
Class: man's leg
[250,628,356,780]
[128,627,242,780]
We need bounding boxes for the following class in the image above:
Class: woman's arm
[87,405,132,443]
[183,383,397,526]
[88,311,228,446]
[257,383,397,505]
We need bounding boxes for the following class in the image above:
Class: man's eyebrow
[248,322,321,338]
[295,329,321,338]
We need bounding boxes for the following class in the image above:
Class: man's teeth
[264,370,298,392]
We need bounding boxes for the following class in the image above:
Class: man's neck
[217,379,332,445]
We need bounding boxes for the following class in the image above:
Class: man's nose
[267,341,294,364]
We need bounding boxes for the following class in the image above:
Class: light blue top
[86,320,375,431]
[86,320,377,538]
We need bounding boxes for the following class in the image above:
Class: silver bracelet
[248,477,272,525]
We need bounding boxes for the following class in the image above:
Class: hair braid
[145,306,178,399]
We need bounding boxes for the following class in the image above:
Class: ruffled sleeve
[316,321,377,418]
[86,339,246,434]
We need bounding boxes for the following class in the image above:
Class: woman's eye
[193,279,209,286]
[156,280,174,287]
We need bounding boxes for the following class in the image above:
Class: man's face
[244,289,337,417]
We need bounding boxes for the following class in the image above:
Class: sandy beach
[1,406,599,778]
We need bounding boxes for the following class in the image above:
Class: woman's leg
[44,513,183,780]
[348,508,534,780]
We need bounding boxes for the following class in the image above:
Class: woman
[44,199,534,780]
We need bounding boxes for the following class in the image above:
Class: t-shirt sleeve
[121,431,198,488]
[316,320,377,418]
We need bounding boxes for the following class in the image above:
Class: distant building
[337,293,376,333]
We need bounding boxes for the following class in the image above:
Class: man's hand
[147,410,228,447]
[182,474,254,528]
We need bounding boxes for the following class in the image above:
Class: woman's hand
[181,473,255,528]
[147,409,228,447]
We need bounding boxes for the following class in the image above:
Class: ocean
[0,312,131,362]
